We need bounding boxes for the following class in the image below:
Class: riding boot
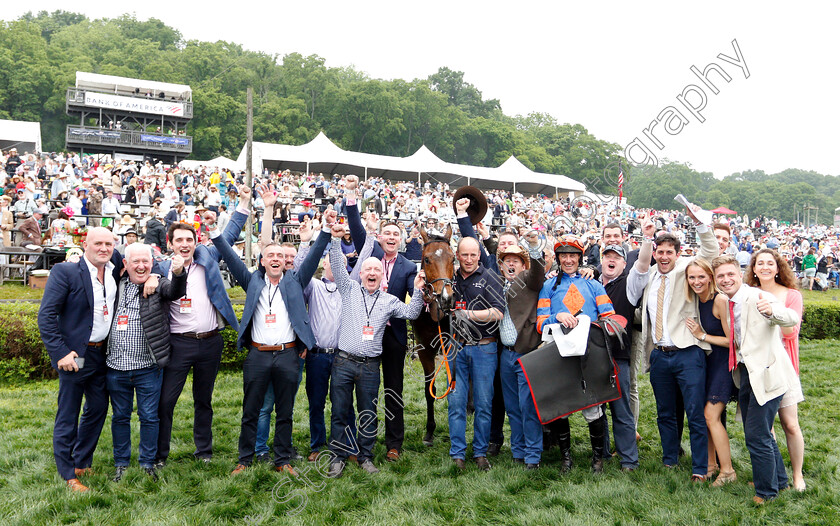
[556,418,573,473]
[589,417,606,473]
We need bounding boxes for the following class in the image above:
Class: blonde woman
[683,259,737,486]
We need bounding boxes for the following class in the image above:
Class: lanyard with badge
[361,289,380,340]
[265,282,281,328]
[179,262,194,313]
[116,284,140,331]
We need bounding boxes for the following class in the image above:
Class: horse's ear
[419,224,429,244]
[443,223,452,241]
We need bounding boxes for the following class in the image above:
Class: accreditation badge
[179,298,192,313]
[116,315,129,331]
[265,314,277,327]
[362,326,374,341]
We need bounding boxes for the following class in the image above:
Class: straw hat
[120,214,136,226]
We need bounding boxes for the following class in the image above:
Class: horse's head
[419,223,455,314]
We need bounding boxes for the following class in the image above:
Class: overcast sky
[6,1,838,178]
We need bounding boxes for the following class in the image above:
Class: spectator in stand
[802,248,817,290]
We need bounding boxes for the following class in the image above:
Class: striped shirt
[107,281,155,371]
[330,239,424,357]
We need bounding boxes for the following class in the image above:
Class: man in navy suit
[205,203,333,475]
[154,186,249,467]
[344,175,416,461]
[38,227,124,492]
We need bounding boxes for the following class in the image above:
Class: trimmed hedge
[801,300,840,340]
[3,299,839,382]
[0,303,246,383]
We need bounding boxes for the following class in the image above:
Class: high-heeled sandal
[706,464,719,479]
[712,470,737,487]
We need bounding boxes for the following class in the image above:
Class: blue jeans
[739,364,788,499]
[447,342,498,459]
[609,359,639,468]
[328,353,380,463]
[499,348,542,464]
[255,356,304,456]
[305,350,358,451]
[649,346,708,475]
[107,367,163,468]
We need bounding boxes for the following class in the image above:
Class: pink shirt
[168,262,219,333]
[781,289,803,375]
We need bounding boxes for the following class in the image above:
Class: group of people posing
[37,174,806,507]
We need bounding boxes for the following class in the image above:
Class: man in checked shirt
[325,221,426,478]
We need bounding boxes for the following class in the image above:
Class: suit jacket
[502,253,546,354]
[0,208,12,246]
[640,227,717,357]
[732,285,801,406]
[18,217,41,246]
[38,251,124,368]
[156,209,247,331]
[213,225,330,351]
[347,202,416,345]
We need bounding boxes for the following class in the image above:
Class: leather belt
[655,345,679,352]
[88,341,105,348]
[312,347,337,354]
[337,350,380,363]
[174,329,219,340]
[252,341,297,351]
[456,337,498,346]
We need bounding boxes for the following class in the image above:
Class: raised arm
[329,223,353,295]
[296,223,332,286]
[350,232,376,283]
[205,211,253,290]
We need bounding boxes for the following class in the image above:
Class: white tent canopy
[76,72,192,100]
[237,132,585,195]
[0,119,42,153]
[179,156,243,172]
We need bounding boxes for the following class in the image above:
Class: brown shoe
[752,496,766,506]
[74,467,93,477]
[691,474,707,483]
[307,451,322,462]
[476,456,491,472]
[276,464,298,477]
[230,463,248,476]
[66,478,89,492]
[452,458,466,470]
[348,454,358,464]
[386,449,400,462]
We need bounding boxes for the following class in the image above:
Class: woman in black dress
[684,259,737,487]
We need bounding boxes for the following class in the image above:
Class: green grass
[1,342,838,525]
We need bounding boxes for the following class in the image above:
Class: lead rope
[429,313,456,400]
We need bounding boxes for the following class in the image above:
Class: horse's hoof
[423,436,434,447]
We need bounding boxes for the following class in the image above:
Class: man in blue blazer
[38,227,124,492]
[205,203,332,475]
[344,175,416,461]
[154,186,249,467]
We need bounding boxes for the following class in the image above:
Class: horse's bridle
[421,239,454,307]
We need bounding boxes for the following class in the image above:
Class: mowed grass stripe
[0,340,837,525]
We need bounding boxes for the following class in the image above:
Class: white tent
[179,156,243,172]
[0,119,42,153]
[237,132,585,195]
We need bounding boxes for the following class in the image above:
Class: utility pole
[244,87,254,266]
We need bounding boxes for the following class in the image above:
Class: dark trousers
[53,344,109,480]
[739,364,788,499]
[238,346,299,466]
[649,345,708,475]
[329,353,381,462]
[156,333,223,461]
[381,327,405,452]
[490,348,506,445]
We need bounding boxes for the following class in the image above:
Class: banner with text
[84,92,185,117]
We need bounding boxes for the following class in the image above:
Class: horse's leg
[419,343,437,446]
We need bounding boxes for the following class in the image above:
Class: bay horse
[412,224,455,446]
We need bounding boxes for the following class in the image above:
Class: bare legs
[705,401,735,485]
[779,403,806,491]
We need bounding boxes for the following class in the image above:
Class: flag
[617,161,624,200]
